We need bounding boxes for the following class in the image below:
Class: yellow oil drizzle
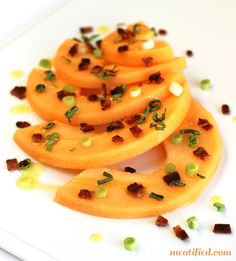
[89,233,102,242]
[10,104,32,114]
[96,25,110,35]
[17,163,60,191]
[9,70,23,79]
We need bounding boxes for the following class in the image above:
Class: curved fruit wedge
[54,39,186,89]
[54,100,222,218]
[14,81,191,169]
[27,69,185,125]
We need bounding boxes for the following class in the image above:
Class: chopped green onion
[189,135,197,148]
[19,158,32,170]
[186,216,199,229]
[152,109,166,122]
[172,181,186,187]
[138,107,150,124]
[123,237,137,251]
[92,48,103,58]
[45,132,59,151]
[43,122,55,130]
[149,99,161,111]
[180,129,201,135]
[171,133,183,145]
[165,163,176,173]
[149,192,164,200]
[39,59,51,69]
[64,106,78,123]
[89,34,100,41]
[150,121,166,131]
[35,84,46,93]
[79,136,92,148]
[95,186,107,198]
[17,174,35,189]
[61,56,71,64]
[63,96,76,107]
[185,162,199,176]
[197,173,206,179]
[200,79,212,90]
[213,202,225,212]
[97,171,113,185]
[150,27,158,36]
[133,23,142,34]
[44,70,56,81]
[210,195,223,204]
[130,87,141,98]
[63,85,75,92]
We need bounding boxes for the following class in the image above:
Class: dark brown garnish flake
[127,182,145,197]
[83,37,95,52]
[126,114,141,125]
[186,50,193,57]
[155,215,168,227]
[78,189,93,199]
[68,43,78,56]
[117,28,135,41]
[6,158,18,171]
[193,146,209,160]
[213,224,232,234]
[16,121,31,128]
[91,65,103,75]
[32,133,44,143]
[118,45,129,52]
[158,29,167,35]
[87,94,98,102]
[96,39,102,48]
[80,26,93,34]
[124,167,136,173]
[149,72,164,84]
[78,58,91,70]
[101,99,111,110]
[107,121,124,132]
[221,104,230,115]
[142,56,153,67]
[80,123,95,132]
[163,171,181,186]
[198,118,213,131]
[57,90,76,100]
[112,135,124,144]
[101,83,107,98]
[173,225,189,240]
[10,86,26,99]
[129,125,143,137]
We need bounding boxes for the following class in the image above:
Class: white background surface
[0,0,236,260]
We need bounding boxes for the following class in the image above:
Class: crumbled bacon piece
[6,158,18,171]
[158,29,167,35]
[101,99,111,110]
[125,115,141,125]
[127,183,145,197]
[124,167,136,173]
[78,189,92,199]
[221,104,230,115]
[163,171,181,185]
[186,50,193,57]
[80,26,93,34]
[16,121,31,128]
[129,125,143,137]
[193,147,209,160]
[213,224,232,234]
[57,90,76,100]
[117,28,135,41]
[80,123,95,132]
[10,86,26,99]
[149,72,164,83]
[198,118,213,130]
[101,83,107,98]
[87,94,98,102]
[32,133,44,143]
[118,45,129,52]
[173,225,189,240]
[68,43,78,56]
[96,39,102,48]
[91,65,103,74]
[142,57,153,67]
[112,135,124,144]
[155,215,168,227]
[78,58,91,70]
[110,85,123,96]
[107,121,124,131]
[83,37,95,52]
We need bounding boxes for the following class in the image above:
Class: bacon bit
[110,85,123,96]
[213,224,232,234]
[83,37,95,52]
[78,189,93,199]
[32,133,44,143]
[129,125,143,137]
[112,135,124,143]
[155,215,168,227]
[221,104,230,115]
[96,39,102,48]
[101,83,107,97]
[68,43,78,56]
[118,45,129,52]
[124,167,136,173]
[91,65,103,75]
[80,123,95,132]
[78,58,91,70]
[16,121,31,128]
[10,86,26,99]
[158,29,167,35]
[186,50,194,57]
[193,146,209,160]
[142,57,153,67]
[57,90,76,100]
[101,99,111,110]
[19,159,31,169]
[117,28,135,41]
[149,72,164,84]
[163,171,180,185]
[87,94,98,102]
[80,26,93,34]
[6,158,18,171]
[198,118,213,130]
[109,121,124,130]
[126,115,141,125]
[173,225,189,240]
[127,183,145,197]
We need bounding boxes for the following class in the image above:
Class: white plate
[0,0,235,260]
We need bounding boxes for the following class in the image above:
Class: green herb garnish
[172,181,186,187]
[133,24,142,34]
[35,84,46,93]
[180,129,201,135]
[89,34,100,41]
[45,132,59,151]
[111,84,126,102]
[189,134,197,148]
[152,108,166,122]
[43,122,55,130]
[64,106,79,123]
[197,173,206,179]
[44,70,56,81]
[61,56,72,64]
[39,59,51,69]
[150,121,166,131]
[137,107,151,124]
[213,202,225,212]
[97,171,113,185]
[150,27,158,36]
[149,192,164,200]
[149,99,161,111]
